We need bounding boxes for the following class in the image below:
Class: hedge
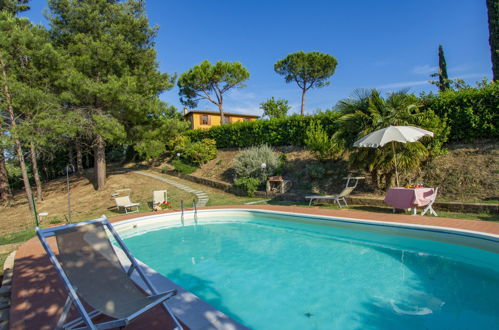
[185,83,498,147]
[421,82,499,141]
[185,112,341,148]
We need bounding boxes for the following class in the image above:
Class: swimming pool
[117,210,499,329]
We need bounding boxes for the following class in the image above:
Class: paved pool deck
[8,205,499,329]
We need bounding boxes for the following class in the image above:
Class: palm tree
[333,89,441,188]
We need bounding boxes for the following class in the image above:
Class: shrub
[170,135,192,156]
[171,136,217,166]
[233,145,279,183]
[305,121,338,161]
[49,217,65,225]
[183,138,217,165]
[306,163,326,180]
[420,81,498,141]
[233,177,260,197]
[171,159,197,174]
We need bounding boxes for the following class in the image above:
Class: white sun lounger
[115,196,140,213]
[306,187,355,208]
[306,176,364,208]
[36,216,183,330]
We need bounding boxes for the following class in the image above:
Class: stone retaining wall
[164,170,498,214]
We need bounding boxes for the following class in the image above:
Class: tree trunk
[370,169,379,190]
[218,103,225,124]
[85,152,90,168]
[16,141,34,211]
[0,146,12,204]
[0,55,34,211]
[94,134,106,190]
[68,144,74,167]
[30,142,43,201]
[75,141,84,175]
[300,88,306,115]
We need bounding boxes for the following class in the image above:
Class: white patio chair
[153,190,168,205]
[421,187,438,216]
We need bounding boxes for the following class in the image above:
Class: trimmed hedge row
[185,112,341,148]
[185,82,498,147]
[421,82,499,141]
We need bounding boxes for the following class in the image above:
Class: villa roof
[184,110,260,118]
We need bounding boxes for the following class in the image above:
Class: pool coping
[8,205,499,329]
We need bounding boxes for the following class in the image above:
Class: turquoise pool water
[122,213,499,329]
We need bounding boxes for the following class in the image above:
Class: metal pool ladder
[193,199,198,225]
[180,200,198,225]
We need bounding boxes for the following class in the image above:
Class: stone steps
[133,171,210,207]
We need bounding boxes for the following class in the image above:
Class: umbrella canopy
[354,125,434,148]
[353,125,434,187]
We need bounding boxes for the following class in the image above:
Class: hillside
[193,142,499,203]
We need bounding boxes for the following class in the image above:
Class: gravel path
[133,171,209,207]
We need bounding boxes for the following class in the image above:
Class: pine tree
[274,51,337,115]
[0,11,73,208]
[0,0,30,15]
[48,0,175,189]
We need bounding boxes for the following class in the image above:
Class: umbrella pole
[392,142,399,187]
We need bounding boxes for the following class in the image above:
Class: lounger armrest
[125,290,178,324]
[125,203,140,207]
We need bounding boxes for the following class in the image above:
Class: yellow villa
[183,108,259,129]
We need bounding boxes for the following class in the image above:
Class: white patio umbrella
[353,125,434,187]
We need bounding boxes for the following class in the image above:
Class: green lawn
[0,252,9,276]
[1,169,497,251]
[0,229,36,246]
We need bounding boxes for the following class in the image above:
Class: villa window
[223,116,231,124]
[243,117,250,122]
[200,115,210,125]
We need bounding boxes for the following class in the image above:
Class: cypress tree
[438,45,450,92]
[487,0,498,81]
[430,45,451,92]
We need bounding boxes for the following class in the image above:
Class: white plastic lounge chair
[421,187,438,216]
[36,216,183,330]
[306,187,355,208]
[153,190,168,205]
[306,176,364,208]
[115,196,140,214]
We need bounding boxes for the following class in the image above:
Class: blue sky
[23,0,493,116]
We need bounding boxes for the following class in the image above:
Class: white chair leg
[421,203,437,216]
[421,206,428,216]
[343,197,348,208]
[335,198,341,208]
[413,207,417,216]
[430,207,438,216]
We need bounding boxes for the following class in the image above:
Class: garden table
[384,187,435,215]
